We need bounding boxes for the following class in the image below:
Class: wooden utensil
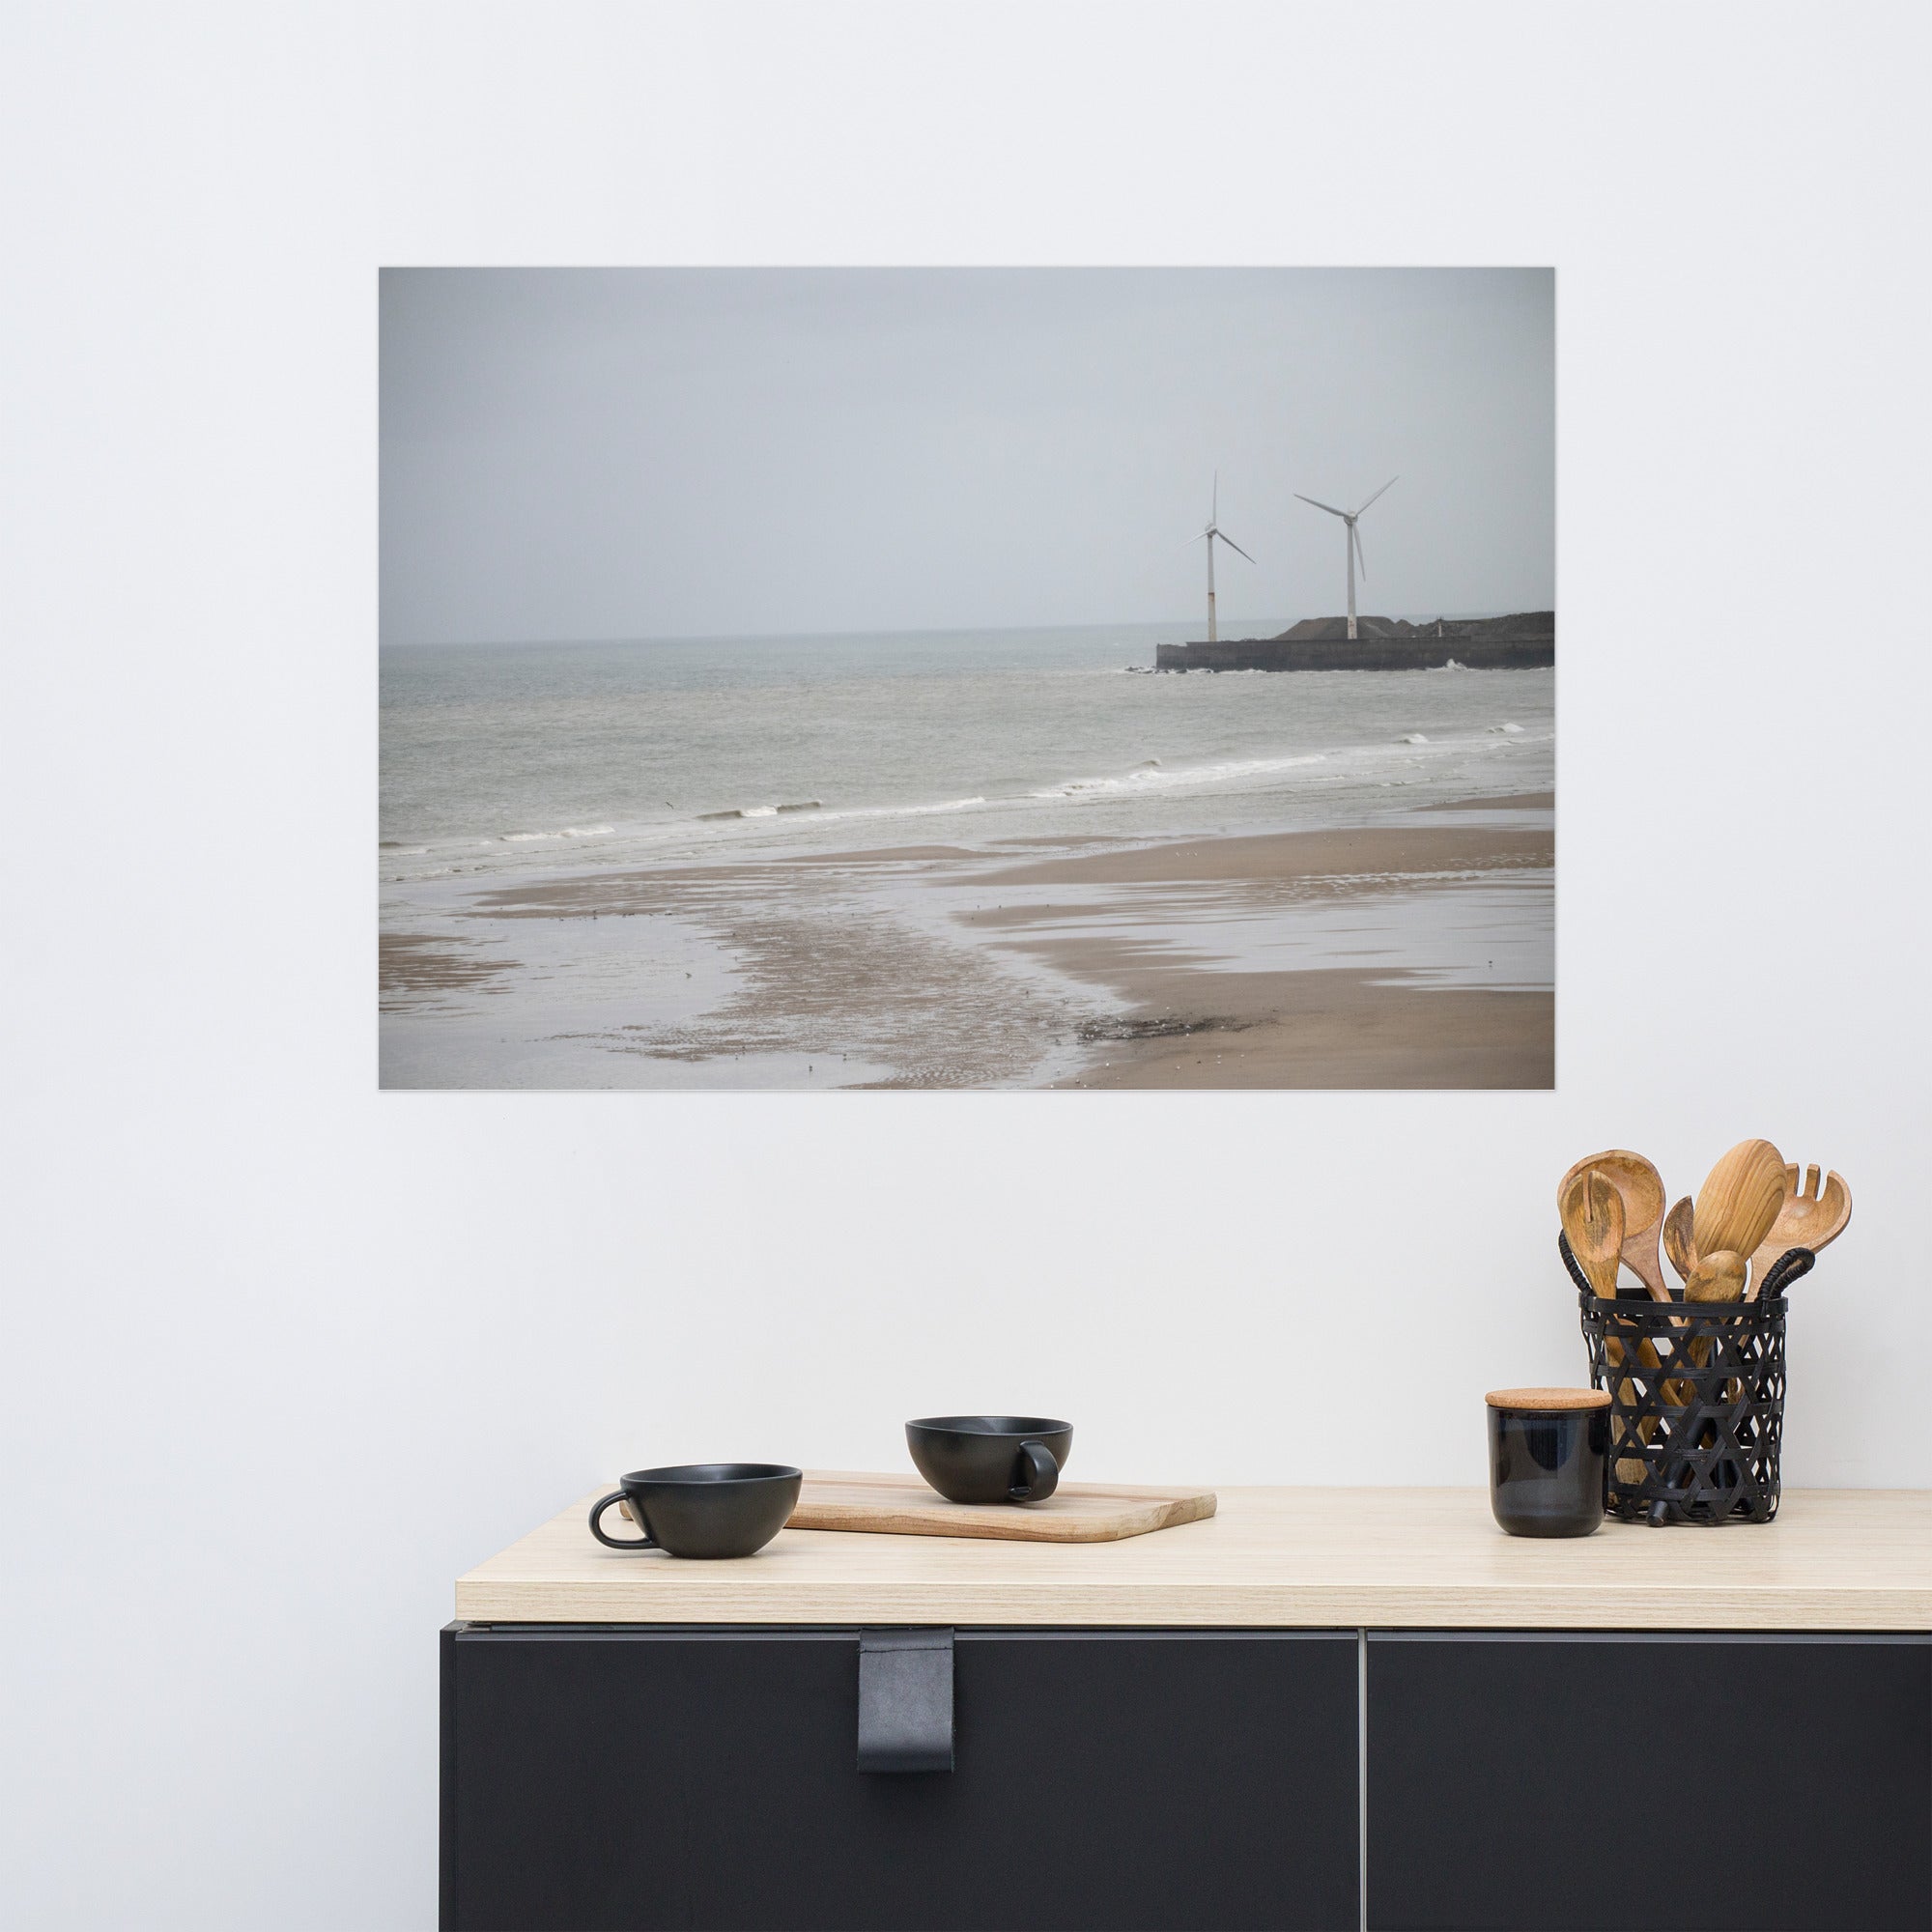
[1747,1165,1852,1298]
[1662,1197,1698,1285]
[1558,1167,1625,1297]
[1560,1170,1650,1482]
[1557,1150,1669,1301]
[1683,1250,1747,1304]
[1668,1248,1748,1405]
[1655,1195,1704,1406]
[1692,1139,1787,1269]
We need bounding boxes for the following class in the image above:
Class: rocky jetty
[1154,611,1553,672]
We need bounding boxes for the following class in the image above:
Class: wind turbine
[1191,473,1255,642]
[1294,476,1398,640]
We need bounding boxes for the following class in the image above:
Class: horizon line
[381,608,1541,650]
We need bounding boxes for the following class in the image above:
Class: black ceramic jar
[1485,1387,1609,1538]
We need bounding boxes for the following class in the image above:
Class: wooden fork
[1747,1165,1851,1298]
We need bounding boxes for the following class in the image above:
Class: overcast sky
[381,268,1552,643]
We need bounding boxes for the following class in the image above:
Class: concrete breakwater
[1154,611,1554,672]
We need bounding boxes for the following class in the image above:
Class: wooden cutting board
[785,1470,1217,1544]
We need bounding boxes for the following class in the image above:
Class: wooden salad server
[1557,1150,1669,1301]
[1559,1167,1625,1297]
[1747,1165,1852,1299]
[1560,1168,1648,1483]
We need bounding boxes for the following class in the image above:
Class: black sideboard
[441,1623,1930,1930]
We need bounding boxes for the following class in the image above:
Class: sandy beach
[956,804,1552,1088]
[382,792,1551,1089]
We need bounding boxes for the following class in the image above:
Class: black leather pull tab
[857,1629,954,1773]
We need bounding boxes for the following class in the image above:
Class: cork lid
[1485,1386,1611,1411]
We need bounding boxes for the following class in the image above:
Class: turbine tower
[1294,476,1398,640]
[1192,473,1255,642]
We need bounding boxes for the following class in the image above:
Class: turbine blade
[1294,494,1348,519]
[1212,470,1218,524]
[1219,532,1257,564]
[1352,525,1367,580]
[1354,475,1399,515]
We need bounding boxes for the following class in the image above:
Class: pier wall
[1153,633,1554,672]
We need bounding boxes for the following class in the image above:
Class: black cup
[588,1463,803,1559]
[905,1416,1072,1505]
[1486,1389,1608,1538]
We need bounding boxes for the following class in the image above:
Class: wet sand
[407,797,1552,1089]
[960,819,1550,891]
[952,816,1552,1088]
[379,931,522,1008]
[1420,788,1554,813]
[1044,965,1547,1089]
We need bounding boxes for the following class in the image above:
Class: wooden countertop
[455,1483,1932,1631]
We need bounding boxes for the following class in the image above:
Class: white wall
[6,4,1929,1927]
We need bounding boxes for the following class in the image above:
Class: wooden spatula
[1692,1139,1787,1270]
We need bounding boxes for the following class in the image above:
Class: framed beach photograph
[380,267,1553,1089]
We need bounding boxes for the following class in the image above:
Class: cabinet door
[442,1625,1359,1932]
[1366,1632,1931,1931]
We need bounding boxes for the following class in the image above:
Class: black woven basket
[1563,1234,1812,1525]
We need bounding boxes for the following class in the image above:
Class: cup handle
[588,1491,657,1550]
[1009,1440,1060,1503]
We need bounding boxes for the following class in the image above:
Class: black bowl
[906,1416,1073,1505]
[588,1462,802,1558]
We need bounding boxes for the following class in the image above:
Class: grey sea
[380,622,1554,1089]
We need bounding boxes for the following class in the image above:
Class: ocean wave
[698,801,823,821]
[816,797,987,824]
[381,715,1549,884]
[1030,752,1329,802]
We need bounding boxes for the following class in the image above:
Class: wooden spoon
[1557,1150,1669,1301]
[1684,1249,1747,1303]
[1559,1168,1624,1297]
[1692,1139,1787,1267]
[1747,1165,1852,1298]
[1662,1197,1698,1285]
[1658,1199,1699,1406]
[1678,1247,1749,1405]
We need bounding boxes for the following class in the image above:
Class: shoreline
[951,811,1552,1089]
[382,793,1551,1089]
